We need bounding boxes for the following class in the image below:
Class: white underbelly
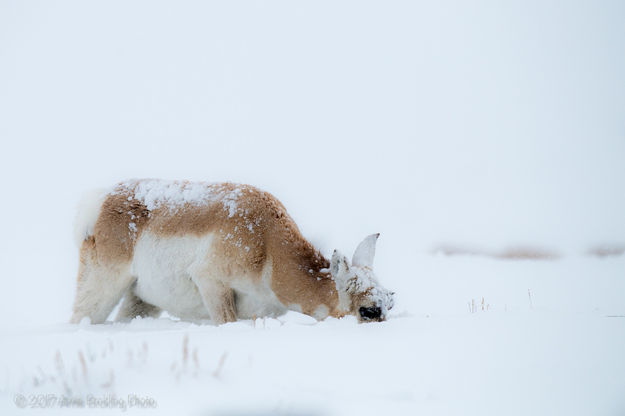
[131,232,211,318]
[130,232,286,320]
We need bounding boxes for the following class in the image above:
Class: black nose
[359,306,382,320]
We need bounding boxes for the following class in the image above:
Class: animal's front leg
[192,277,237,325]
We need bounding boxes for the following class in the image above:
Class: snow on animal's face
[331,234,395,322]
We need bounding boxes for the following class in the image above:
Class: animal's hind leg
[115,285,161,322]
[70,238,135,324]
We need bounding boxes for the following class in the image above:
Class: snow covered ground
[1,254,624,415]
[1,0,624,415]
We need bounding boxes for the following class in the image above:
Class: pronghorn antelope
[71,179,395,324]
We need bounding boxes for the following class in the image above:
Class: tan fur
[72,236,135,323]
[72,180,341,323]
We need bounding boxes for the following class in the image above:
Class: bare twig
[182,334,189,369]
[212,352,228,379]
[78,350,88,381]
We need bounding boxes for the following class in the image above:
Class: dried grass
[433,244,559,260]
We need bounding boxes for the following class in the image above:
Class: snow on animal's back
[93,179,294,267]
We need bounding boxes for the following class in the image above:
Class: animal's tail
[73,188,108,247]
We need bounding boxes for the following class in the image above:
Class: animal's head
[331,234,395,322]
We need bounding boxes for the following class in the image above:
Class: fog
[1,0,623,325]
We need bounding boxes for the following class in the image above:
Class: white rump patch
[73,188,109,247]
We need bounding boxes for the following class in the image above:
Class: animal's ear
[352,233,379,269]
[331,250,350,277]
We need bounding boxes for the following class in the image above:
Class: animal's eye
[359,306,381,320]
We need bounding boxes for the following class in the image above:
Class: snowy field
[1,0,624,415]
[1,254,625,415]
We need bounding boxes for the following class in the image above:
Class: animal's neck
[294,261,342,320]
[267,228,342,319]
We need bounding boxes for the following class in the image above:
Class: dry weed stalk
[78,350,88,382]
[192,348,200,376]
[54,351,72,395]
[182,334,189,370]
[469,298,490,314]
[212,352,228,379]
